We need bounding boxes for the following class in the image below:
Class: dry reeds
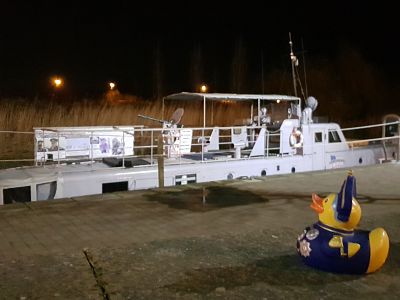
[0,96,249,162]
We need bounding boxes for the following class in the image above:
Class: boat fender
[289,128,304,148]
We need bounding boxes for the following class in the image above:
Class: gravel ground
[1,220,398,300]
[0,164,399,299]
[84,229,400,300]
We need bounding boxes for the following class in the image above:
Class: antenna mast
[289,32,298,97]
[301,38,309,99]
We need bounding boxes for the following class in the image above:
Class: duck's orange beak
[310,193,324,214]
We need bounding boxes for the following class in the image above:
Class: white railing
[0,125,279,168]
[334,120,400,147]
[1,120,399,169]
[341,120,400,132]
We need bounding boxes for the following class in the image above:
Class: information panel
[34,127,135,162]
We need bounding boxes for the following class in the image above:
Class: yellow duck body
[297,172,389,274]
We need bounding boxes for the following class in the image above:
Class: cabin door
[311,129,326,170]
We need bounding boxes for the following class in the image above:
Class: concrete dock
[0,163,399,299]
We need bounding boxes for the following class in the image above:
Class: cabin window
[3,186,31,204]
[314,132,322,143]
[176,174,197,185]
[329,130,341,143]
[102,181,128,193]
[36,181,57,201]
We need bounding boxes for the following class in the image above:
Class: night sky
[0,1,398,105]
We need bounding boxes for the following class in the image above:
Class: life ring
[289,129,304,148]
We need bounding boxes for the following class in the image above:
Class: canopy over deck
[164,92,300,102]
[163,92,301,127]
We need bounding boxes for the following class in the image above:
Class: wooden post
[157,135,164,188]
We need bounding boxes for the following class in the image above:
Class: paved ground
[0,163,399,299]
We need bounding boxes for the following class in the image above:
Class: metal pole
[57,132,60,166]
[250,102,253,124]
[90,131,93,162]
[201,128,204,162]
[289,32,298,97]
[122,131,125,168]
[150,130,154,165]
[33,131,37,166]
[301,38,309,99]
[157,134,164,188]
[398,121,400,162]
[162,97,165,120]
[203,95,206,127]
[42,129,45,166]
[211,101,214,125]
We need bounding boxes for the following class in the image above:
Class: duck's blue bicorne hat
[336,170,357,222]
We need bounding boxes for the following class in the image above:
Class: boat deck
[0,163,399,299]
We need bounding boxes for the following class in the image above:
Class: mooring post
[157,134,164,188]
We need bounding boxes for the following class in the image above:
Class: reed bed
[0,95,387,168]
[0,97,249,164]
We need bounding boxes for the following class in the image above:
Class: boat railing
[331,120,400,161]
[336,120,399,146]
[132,125,282,164]
[1,120,398,169]
[0,125,282,169]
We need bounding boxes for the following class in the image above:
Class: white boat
[0,91,399,205]
[1,36,399,205]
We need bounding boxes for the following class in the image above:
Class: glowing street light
[109,82,116,90]
[200,84,207,93]
[50,77,64,100]
[52,77,63,88]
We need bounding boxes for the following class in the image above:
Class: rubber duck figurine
[296,170,390,274]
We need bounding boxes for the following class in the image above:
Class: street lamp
[50,77,64,101]
[52,77,63,88]
[109,82,116,90]
[200,84,207,93]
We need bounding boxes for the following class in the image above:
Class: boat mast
[301,38,309,99]
[289,32,298,97]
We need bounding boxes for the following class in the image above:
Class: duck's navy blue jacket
[297,222,371,274]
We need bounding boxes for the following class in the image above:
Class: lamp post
[200,84,207,93]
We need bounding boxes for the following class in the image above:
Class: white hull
[0,141,394,204]
[59,144,392,197]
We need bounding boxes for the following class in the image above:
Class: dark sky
[0,1,398,100]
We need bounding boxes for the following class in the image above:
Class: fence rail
[1,120,399,168]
